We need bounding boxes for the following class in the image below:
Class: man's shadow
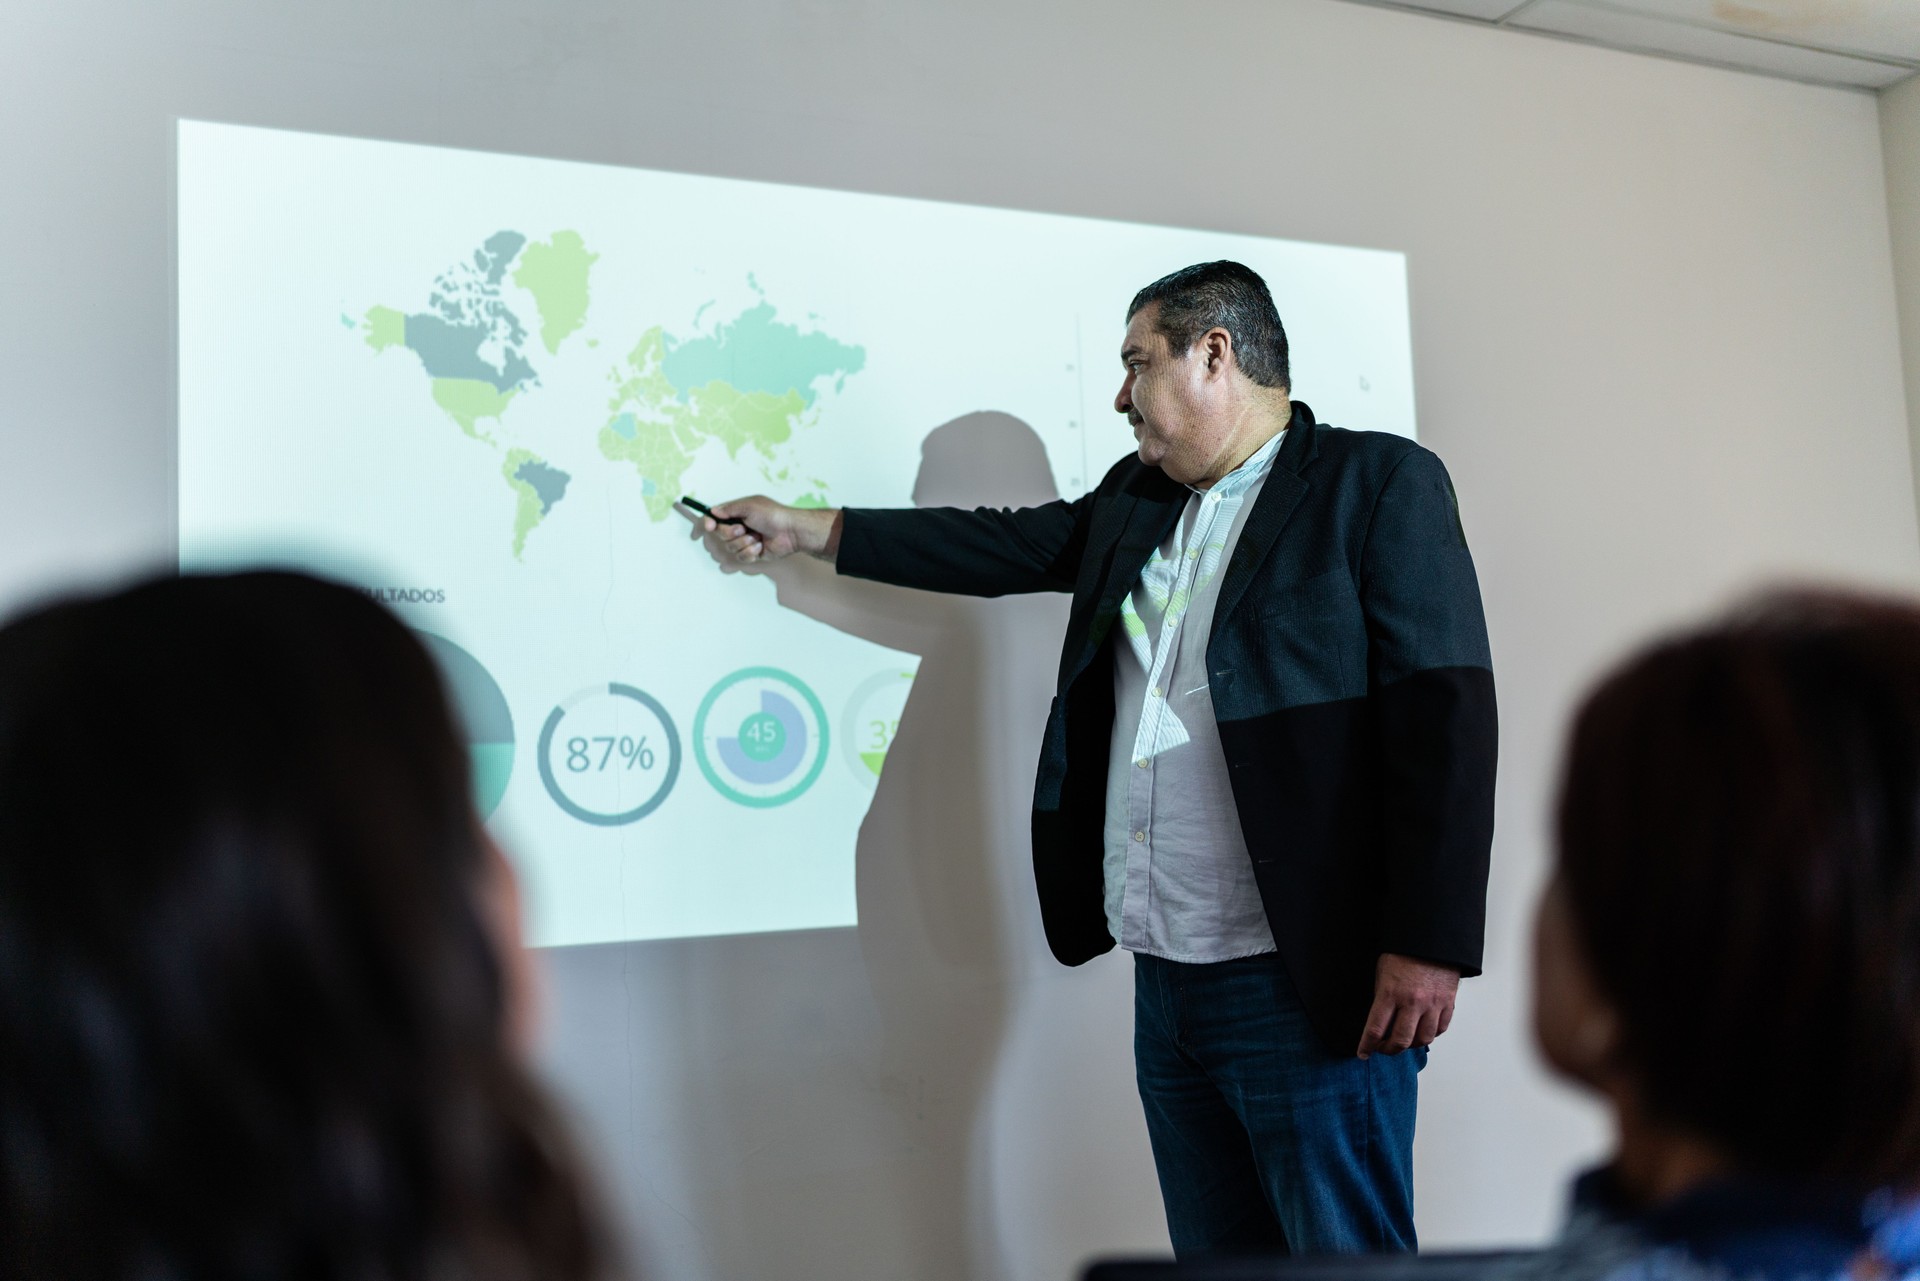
[539,413,1069,1281]
[759,410,1063,956]
[740,411,1070,1273]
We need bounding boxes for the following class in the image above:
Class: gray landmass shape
[404,313,538,391]
[514,459,572,514]
[402,230,538,392]
[473,230,526,285]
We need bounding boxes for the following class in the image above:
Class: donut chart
[537,682,681,826]
[694,668,829,808]
[841,669,914,786]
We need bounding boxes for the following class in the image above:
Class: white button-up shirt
[1102,430,1285,962]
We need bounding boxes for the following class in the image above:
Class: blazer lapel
[1211,405,1318,628]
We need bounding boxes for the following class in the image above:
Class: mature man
[698,261,1496,1257]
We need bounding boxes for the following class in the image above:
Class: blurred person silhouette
[0,571,615,1281]
[1521,589,1920,1281]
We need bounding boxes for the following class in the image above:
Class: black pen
[680,495,757,534]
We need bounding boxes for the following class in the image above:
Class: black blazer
[837,403,1497,1054]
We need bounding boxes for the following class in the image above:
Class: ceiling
[1350,0,1920,89]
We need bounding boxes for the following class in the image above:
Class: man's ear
[1202,327,1234,377]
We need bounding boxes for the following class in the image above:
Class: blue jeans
[1133,951,1423,1259]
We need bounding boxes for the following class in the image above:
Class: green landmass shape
[513,231,598,355]
[690,380,805,457]
[363,305,406,351]
[792,492,830,509]
[600,327,815,520]
[860,750,887,778]
[504,449,542,557]
[599,330,693,521]
[432,378,517,440]
[600,307,862,522]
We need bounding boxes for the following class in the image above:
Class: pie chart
[417,631,515,819]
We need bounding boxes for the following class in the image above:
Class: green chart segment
[694,667,829,808]
[841,669,914,786]
[417,632,515,819]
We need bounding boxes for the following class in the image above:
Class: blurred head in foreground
[1537,589,1920,1204]
[0,572,609,1281]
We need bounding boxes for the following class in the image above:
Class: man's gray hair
[1127,260,1291,391]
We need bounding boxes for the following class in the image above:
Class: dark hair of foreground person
[1555,588,1920,1188]
[1511,588,1920,1281]
[0,572,612,1281]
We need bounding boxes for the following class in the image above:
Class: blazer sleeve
[836,494,1093,597]
[1357,447,1498,976]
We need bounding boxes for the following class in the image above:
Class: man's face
[1113,304,1220,485]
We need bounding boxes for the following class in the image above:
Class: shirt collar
[1188,428,1286,500]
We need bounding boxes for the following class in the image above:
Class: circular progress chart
[693,667,829,807]
[841,668,913,786]
[538,683,682,825]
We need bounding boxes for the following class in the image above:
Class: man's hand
[1355,953,1460,1059]
[693,496,841,565]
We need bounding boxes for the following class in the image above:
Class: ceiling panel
[1510,0,1918,87]
[1586,0,1920,63]
[1336,0,1920,90]
[1378,0,1528,18]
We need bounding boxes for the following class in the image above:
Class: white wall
[1883,75,1920,526]
[5,1,1918,1278]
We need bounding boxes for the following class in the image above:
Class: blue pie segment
[716,691,808,783]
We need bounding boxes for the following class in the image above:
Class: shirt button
[1150,686,1163,698]
[1133,830,1146,842]
[1136,759,1149,769]
[1186,549,1199,560]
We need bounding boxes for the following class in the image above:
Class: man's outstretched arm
[699,498,845,564]
[699,492,1093,598]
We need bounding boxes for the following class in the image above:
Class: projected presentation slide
[176,119,1416,949]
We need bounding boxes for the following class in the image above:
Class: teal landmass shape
[660,300,865,408]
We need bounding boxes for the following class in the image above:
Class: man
[698,261,1496,1257]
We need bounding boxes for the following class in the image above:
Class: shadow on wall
[538,413,1073,1281]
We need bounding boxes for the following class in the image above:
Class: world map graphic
[352,230,864,557]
